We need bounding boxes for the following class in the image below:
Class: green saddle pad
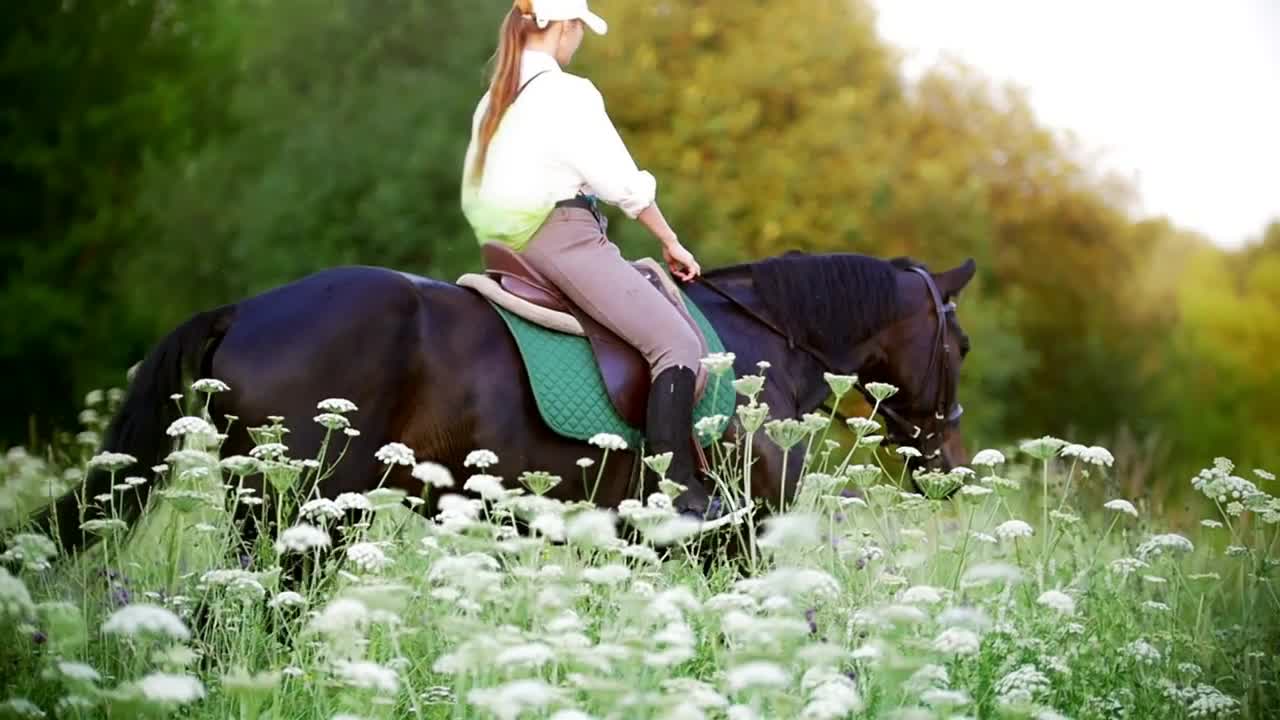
[490,289,736,449]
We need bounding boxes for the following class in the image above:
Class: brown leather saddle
[481,242,704,428]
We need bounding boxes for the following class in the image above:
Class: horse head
[860,258,976,471]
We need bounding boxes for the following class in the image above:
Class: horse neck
[693,266,889,416]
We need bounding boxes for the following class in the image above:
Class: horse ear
[933,258,977,299]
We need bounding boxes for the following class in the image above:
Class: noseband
[697,266,961,457]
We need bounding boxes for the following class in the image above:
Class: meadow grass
[0,371,1277,720]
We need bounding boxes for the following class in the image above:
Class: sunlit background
[3,0,1277,511]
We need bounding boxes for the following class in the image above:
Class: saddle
[457,242,709,428]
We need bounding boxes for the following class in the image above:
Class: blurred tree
[1,0,239,443]
[121,0,505,337]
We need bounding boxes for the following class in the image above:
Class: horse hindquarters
[209,268,432,506]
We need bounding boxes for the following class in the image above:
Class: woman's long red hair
[471,1,535,182]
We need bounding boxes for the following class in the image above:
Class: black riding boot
[646,365,718,518]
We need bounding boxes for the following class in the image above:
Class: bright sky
[871,0,1280,248]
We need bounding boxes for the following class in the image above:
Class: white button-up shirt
[461,50,657,249]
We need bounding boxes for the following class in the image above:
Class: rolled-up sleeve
[562,80,657,218]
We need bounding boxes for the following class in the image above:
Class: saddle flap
[498,276,571,314]
[481,242,570,313]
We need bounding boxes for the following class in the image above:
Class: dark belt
[554,195,598,212]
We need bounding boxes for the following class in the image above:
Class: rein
[695,267,962,456]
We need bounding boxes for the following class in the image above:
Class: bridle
[878,267,964,459]
[696,266,963,460]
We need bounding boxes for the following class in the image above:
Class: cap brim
[581,10,608,35]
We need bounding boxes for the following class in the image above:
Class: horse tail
[29,304,237,555]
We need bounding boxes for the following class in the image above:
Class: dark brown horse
[33,251,975,554]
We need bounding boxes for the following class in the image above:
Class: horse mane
[710,251,919,352]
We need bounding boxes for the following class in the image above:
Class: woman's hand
[662,239,701,282]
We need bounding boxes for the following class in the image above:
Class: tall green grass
[1,370,1276,719]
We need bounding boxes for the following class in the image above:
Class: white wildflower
[192,378,230,394]
[333,660,399,693]
[335,492,373,512]
[496,643,556,669]
[900,585,945,605]
[582,564,631,585]
[933,627,982,655]
[346,543,391,573]
[700,352,736,376]
[758,513,822,550]
[906,664,950,691]
[412,462,454,488]
[88,452,136,471]
[995,519,1034,539]
[921,688,971,709]
[877,604,929,626]
[864,382,898,401]
[463,473,506,500]
[995,664,1050,705]
[1186,684,1239,718]
[464,449,499,469]
[938,606,991,630]
[588,433,628,451]
[531,513,566,541]
[1061,443,1115,467]
[1125,639,1163,666]
[268,591,306,609]
[314,413,350,431]
[166,416,217,438]
[468,680,563,720]
[309,598,369,636]
[102,604,190,640]
[1036,590,1076,615]
[1019,435,1066,461]
[1136,533,1194,560]
[57,662,101,683]
[374,442,415,466]
[300,498,343,521]
[1104,499,1138,517]
[1,534,57,572]
[1109,557,1148,575]
[566,510,617,547]
[219,455,260,475]
[138,672,205,704]
[274,524,331,553]
[726,661,790,692]
[971,448,1006,466]
[317,398,358,413]
[249,443,288,460]
[961,562,1022,588]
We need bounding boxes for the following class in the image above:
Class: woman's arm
[636,202,677,247]
[638,202,701,281]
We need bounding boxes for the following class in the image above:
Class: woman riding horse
[461,0,715,516]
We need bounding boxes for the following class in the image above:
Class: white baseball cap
[529,0,608,35]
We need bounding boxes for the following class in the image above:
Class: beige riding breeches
[520,207,705,382]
